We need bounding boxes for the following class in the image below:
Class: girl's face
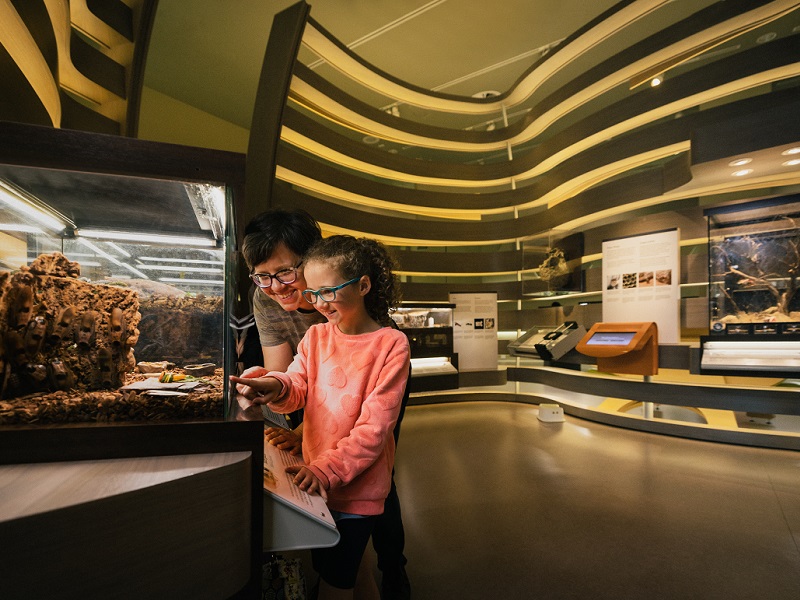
[251,242,313,312]
[302,260,368,329]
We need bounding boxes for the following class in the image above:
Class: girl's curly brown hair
[304,235,401,326]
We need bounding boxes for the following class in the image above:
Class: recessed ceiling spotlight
[732,169,753,177]
[362,136,380,145]
[728,158,752,167]
[783,159,800,167]
[782,147,800,156]
[650,76,663,87]
[471,90,501,99]
[756,32,777,44]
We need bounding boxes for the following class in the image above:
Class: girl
[231,235,410,600]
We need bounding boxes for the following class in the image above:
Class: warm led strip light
[397,269,521,278]
[0,223,44,234]
[77,239,149,279]
[0,181,71,231]
[77,229,218,247]
[138,256,224,265]
[159,277,224,286]
[136,264,223,274]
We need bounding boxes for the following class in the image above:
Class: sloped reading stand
[262,437,340,551]
[576,322,659,377]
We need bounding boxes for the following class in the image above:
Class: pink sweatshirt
[267,322,410,515]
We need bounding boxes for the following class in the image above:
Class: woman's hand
[286,465,327,500]
[265,426,303,455]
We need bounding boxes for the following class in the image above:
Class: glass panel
[521,231,584,297]
[0,166,228,426]
[707,198,800,336]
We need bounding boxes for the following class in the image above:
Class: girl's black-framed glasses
[302,277,361,304]
[249,261,303,289]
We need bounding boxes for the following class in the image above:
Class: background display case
[0,122,245,426]
[703,197,800,375]
[707,197,800,334]
[393,303,458,391]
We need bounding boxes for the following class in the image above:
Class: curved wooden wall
[224,0,800,310]
[0,0,156,136]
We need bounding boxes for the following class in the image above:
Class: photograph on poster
[622,273,637,288]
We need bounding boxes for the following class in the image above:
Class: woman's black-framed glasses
[250,261,302,289]
[302,277,361,304]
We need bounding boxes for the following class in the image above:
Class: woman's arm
[262,342,294,372]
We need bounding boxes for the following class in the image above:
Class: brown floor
[389,401,800,600]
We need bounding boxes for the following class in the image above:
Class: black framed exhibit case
[702,197,800,376]
[0,121,246,425]
[393,303,458,391]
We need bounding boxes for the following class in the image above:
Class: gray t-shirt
[253,289,325,354]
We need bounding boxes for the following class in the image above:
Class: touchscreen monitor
[585,331,636,346]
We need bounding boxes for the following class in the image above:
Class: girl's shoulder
[306,321,334,338]
[380,325,410,347]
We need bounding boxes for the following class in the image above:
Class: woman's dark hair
[242,208,322,269]
[304,235,401,326]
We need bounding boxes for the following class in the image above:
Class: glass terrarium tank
[0,164,230,426]
[707,197,800,336]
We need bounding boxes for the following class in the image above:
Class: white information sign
[449,292,498,371]
[601,229,681,344]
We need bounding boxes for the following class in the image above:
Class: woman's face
[251,242,313,312]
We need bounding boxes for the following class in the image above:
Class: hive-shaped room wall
[243,1,800,340]
[0,0,156,136]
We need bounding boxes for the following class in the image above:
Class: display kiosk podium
[576,322,659,418]
[576,322,659,376]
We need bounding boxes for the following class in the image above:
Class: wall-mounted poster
[601,229,681,344]
[449,292,498,371]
